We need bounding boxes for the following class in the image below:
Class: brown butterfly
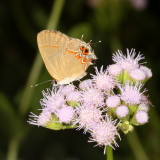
[37,30,97,84]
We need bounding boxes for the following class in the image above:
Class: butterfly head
[80,43,97,65]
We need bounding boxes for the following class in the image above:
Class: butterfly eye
[82,48,89,55]
[85,48,89,53]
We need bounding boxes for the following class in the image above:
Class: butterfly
[37,30,97,84]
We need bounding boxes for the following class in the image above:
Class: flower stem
[127,131,149,160]
[6,125,29,160]
[7,135,20,160]
[19,0,65,115]
[7,0,65,160]
[106,146,113,160]
[47,0,65,29]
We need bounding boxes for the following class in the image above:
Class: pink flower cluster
[28,49,152,152]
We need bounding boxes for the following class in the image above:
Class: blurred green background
[0,0,160,160]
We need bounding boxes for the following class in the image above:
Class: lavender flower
[138,103,149,112]
[112,49,144,71]
[129,68,146,81]
[28,109,52,126]
[40,86,65,113]
[76,105,102,132]
[56,105,75,124]
[89,118,120,151]
[108,64,122,76]
[80,86,105,107]
[116,105,129,118]
[91,66,116,91]
[119,83,146,105]
[135,110,149,124]
[29,48,152,153]
[60,84,75,95]
[140,66,152,79]
[106,95,121,108]
[79,79,94,90]
[66,91,81,102]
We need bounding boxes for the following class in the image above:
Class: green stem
[19,0,65,115]
[6,125,29,160]
[7,135,20,160]
[7,0,65,160]
[47,0,65,29]
[19,54,43,115]
[127,131,149,160]
[106,146,113,160]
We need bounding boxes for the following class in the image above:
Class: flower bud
[118,121,134,134]
[130,111,149,125]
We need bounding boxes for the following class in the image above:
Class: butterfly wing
[37,30,92,84]
[58,39,88,84]
[37,30,69,81]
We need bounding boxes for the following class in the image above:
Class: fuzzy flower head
[106,95,121,108]
[56,105,75,124]
[112,49,145,71]
[40,86,65,113]
[28,47,152,153]
[89,118,120,150]
[116,105,129,118]
[59,84,75,95]
[66,91,81,102]
[79,79,94,90]
[80,87,105,106]
[28,108,52,126]
[135,110,149,124]
[76,105,102,131]
[91,66,116,91]
[140,66,152,79]
[138,103,149,112]
[119,83,146,105]
[129,68,146,81]
[108,64,122,76]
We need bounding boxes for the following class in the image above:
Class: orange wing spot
[80,46,89,55]
[40,45,60,48]
[66,48,78,54]
[76,54,82,60]
[82,50,89,55]
[82,58,87,63]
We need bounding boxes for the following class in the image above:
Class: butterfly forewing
[37,30,69,80]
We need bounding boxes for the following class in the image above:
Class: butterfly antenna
[81,34,84,40]
[89,40,92,43]
[93,40,101,44]
[89,40,101,46]
[30,80,54,87]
